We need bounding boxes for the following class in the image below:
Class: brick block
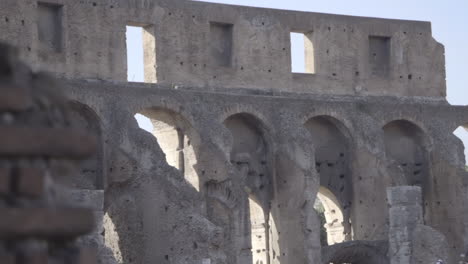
[0,208,95,239]
[77,248,97,264]
[0,253,15,264]
[0,84,33,112]
[17,167,45,198]
[0,126,97,159]
[18,251,48,264]
[0,167,11,194]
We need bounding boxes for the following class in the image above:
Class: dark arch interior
[305,116,353,245]
[383,120,429,186]
[224,113,271,264]
[67,101,104,189]
[322,241,389,264]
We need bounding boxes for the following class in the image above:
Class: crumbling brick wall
[0,43,98,264]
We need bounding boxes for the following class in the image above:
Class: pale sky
[127,0,468,163]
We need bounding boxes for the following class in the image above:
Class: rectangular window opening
[126,23,156,83]
[37,2,63,52]
[210,22,233,67]
[369,36,391,77]
[291,32,315,74]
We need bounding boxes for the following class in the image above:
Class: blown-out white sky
[127,0,468,164]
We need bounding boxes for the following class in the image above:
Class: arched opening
[383,120,430,187]
[316,187,346,246]
[134,108,200,191]
[453,125,468,167]
[305,116,353,245]
[223,113,271,264]
[249,196,268,264]
[322,240,389,264]
[67,101,104,189]
[66,102,114,264]
[383,120,430,224]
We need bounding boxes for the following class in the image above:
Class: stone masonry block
[0,85,33,112]
[388,205,423,228]
[0,126,97,159]
[77,248,97,264]
[387,186,422,207]
[0,208,95,239]
[0,167,11,195]
[0,254,15,264]
[17,167,45,198]
[19,251,48,264]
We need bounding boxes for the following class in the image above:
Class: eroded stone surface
[0,1,467,264]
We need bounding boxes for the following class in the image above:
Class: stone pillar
[69,190,105,246]
[387,186,423,264]
[68,189,121,264]
[388,186,451,264]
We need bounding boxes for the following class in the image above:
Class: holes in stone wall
[290,32,315,74]
[369,36,391,77]
[383,120,429,187]
[224,114,270,198]
[223,113,271,263]
[37,2,63,52]
[210,22,233,67]
[66,102,104,189]
[453,125,468,166]
[134,109,199,191]
[126,23,156,83]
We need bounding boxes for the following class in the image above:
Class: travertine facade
[1,0,467,263]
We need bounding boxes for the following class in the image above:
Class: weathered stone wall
[387,186,451,264]
[0,0,445,97]
[62,79,468,263]
[0,1,467,264]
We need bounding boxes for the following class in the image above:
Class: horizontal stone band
[0,126,96,159]
[0,208,95,239]
[0,86,33,112]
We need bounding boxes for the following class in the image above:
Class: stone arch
[383,120,431,187]
[223,113,273,264]
[66,101,114,264]
[321,240,389,264]
[218,106,271,128]
[300,112,354,135]
[67,101,104,189]
[378,114,431,137]
[135,107,201,191]
[305,115,353,245]
[383,120,432,224]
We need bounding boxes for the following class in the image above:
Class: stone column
[387,186,423,264]
[68,189,120,264]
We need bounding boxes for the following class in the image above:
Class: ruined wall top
[0,0,446,98]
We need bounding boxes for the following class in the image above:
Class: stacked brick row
[0,43,97,264]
